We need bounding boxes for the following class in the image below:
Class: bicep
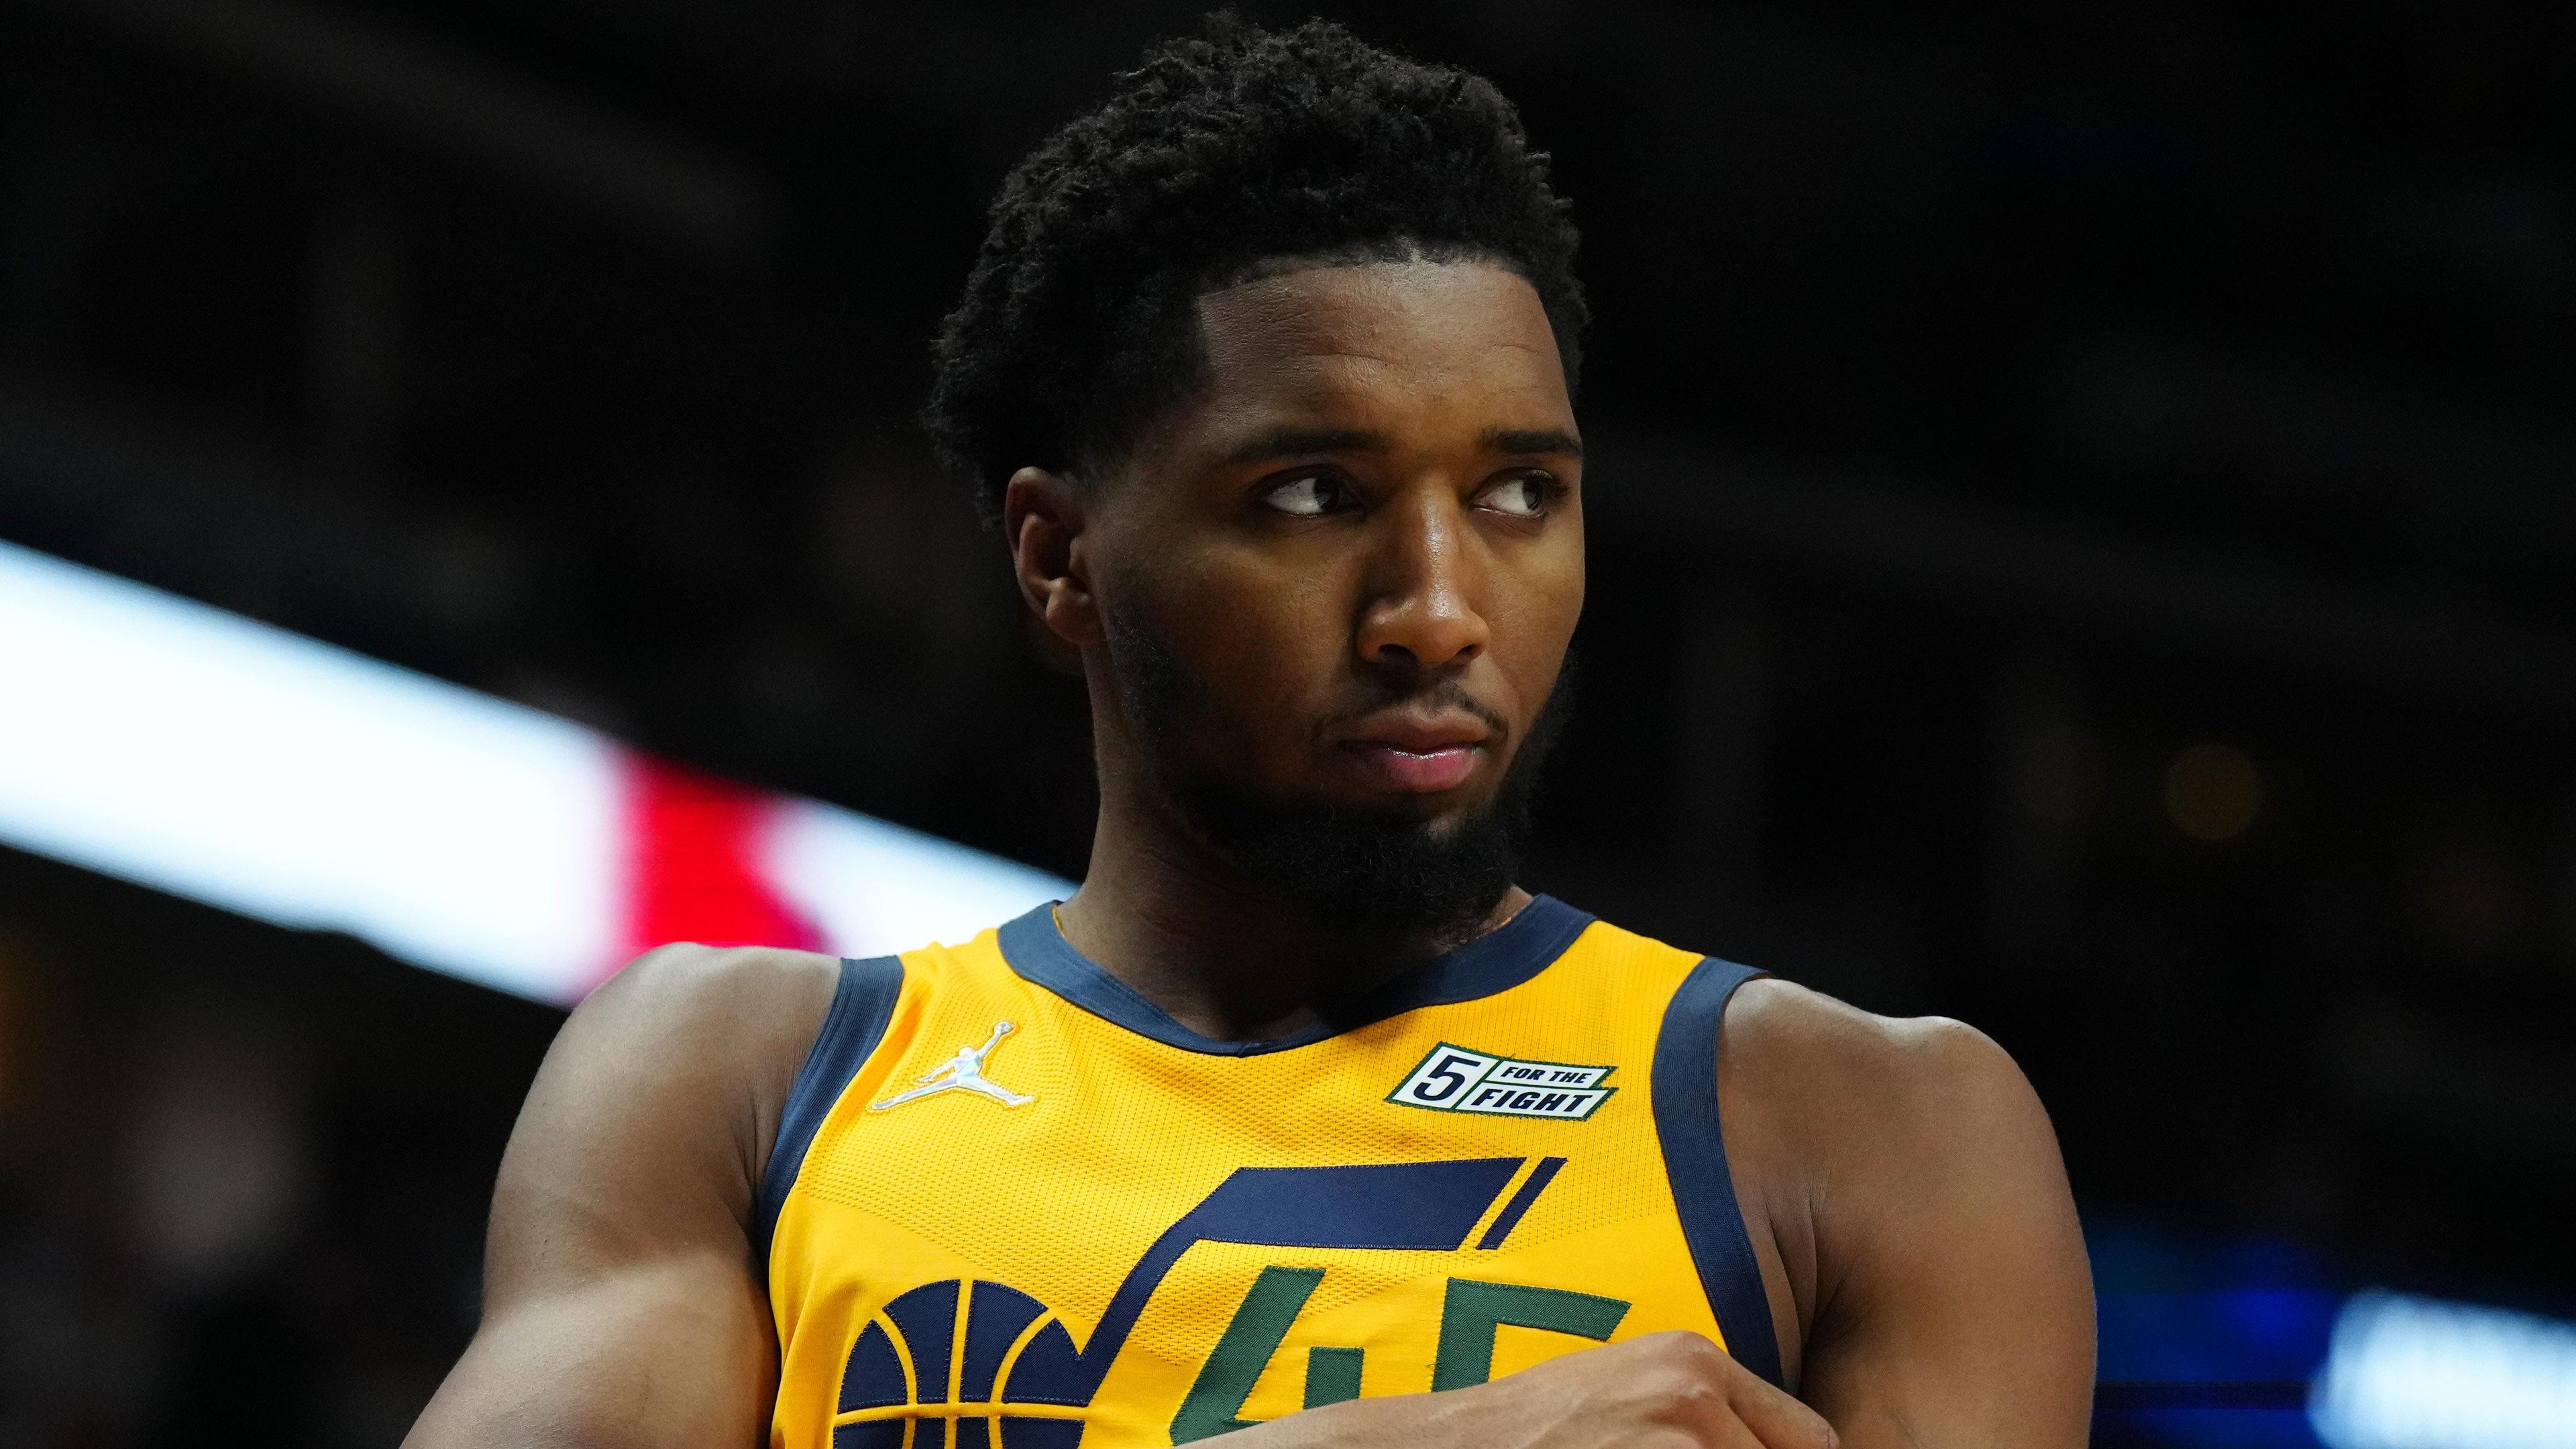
[408,1248,774,1449]
[1799,1024,2094,1448]
[405,946,835,1449]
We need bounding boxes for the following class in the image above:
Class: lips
[1336,711,1495,794]
[1346,741,1482,792]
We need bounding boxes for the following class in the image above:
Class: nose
[1355,490,1490,672]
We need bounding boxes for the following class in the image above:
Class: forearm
[1199,1332,1835,1449]
[406,1270,773,1449]
[1196,1387,1493,1449]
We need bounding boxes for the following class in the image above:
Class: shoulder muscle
[403,943,841,1449]
[1725,982,2049,1167]
[1719,981,2092,1447]
[490,943,843,1285]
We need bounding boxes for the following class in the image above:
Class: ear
[1002,467,1102,649]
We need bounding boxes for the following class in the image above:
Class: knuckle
[1644,1363,1727,1421]
[1664,1376,1726,1417]
[1651,1330,1731,1382]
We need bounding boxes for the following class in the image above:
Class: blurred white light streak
[0,539,1068,1001]
[760,797,1070,964]
[2312,1291,2576,1449]
[0,539,619,997]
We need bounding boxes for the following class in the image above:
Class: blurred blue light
[2098,1289,2341,1386]
[2088,1225,2576,1448]
[2310,1293,2576,1449]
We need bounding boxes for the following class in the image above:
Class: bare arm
[1213,1331,1838,1449]
[405,944,841,1449]
[1730,986,2095,1448]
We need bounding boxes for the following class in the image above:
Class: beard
[1102,603,1572,945]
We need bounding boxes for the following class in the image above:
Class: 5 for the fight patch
[1387,1042,1617,1121]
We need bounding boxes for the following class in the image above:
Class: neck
[1055,753,1527,1045]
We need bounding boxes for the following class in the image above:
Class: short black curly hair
[924,15,1587,517]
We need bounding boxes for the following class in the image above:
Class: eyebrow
[1216,424,1585,467]
[1217,426,1389,467]
[1482,427,1584,460]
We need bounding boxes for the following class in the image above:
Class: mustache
[1312,678,1512,746]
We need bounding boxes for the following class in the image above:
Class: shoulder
[1716,980,2057,1205]
[520,944,849,1200]
[1717,977,2070,1287]
[1574,910,2040,1138]
[573,941,846,1060]
[1713,978,2076,1350]
[1711,981,2092,1427]
[472,945,850,1333]
[1718,978,2041,1141]
[561,942,850,1132]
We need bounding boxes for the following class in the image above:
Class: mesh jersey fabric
[763,898,1770,1449]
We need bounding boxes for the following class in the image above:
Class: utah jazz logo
[833,1277,1090,1449]
[829,1158,1625,1448]
[870,1022,1034,1112]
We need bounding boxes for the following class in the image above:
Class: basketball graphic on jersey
[834,1278,1089,1449]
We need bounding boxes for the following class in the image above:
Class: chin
[1415,796,1499,835]
[1327,784,1490,827]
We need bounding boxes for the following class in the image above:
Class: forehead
[1184,260,1572,434]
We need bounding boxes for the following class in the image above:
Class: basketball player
[408,21,2092,1449]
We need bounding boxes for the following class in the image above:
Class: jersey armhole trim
[1650,955,1784,1390]
[753,953,904,1266]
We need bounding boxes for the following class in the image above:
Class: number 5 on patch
[1395,1047,1499,1106]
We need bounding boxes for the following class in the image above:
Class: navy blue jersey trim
[994,895,1596,1057]
[1651,956,1782,1389]
[753,954,904,1265]
[1477,1155,1566,1250]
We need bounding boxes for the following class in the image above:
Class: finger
[1705,1407,1773,1449]
[1725,1366,1837,1449]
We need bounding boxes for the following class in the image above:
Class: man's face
[1078,259,1585,930]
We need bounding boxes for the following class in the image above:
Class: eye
[1477,472,1558,519]
[1259,472,1346,517]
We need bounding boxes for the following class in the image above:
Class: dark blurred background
[1,1,2571,1444]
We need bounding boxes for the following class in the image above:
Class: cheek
[1488,541,1586,706]
[1142,553,1352,743]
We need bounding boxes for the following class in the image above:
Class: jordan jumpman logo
[869,1021,1036,1111]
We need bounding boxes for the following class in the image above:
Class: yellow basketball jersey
[757,896,1776,1449]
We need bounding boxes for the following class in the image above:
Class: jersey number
[1170,1270,1631,1442]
